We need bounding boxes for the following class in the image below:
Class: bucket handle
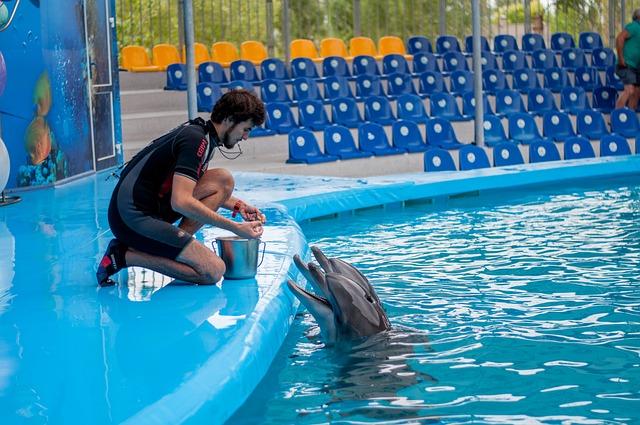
[257,241,267,267]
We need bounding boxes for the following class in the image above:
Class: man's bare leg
[616,84,634,109]
[179,168,235,235]
[629,86,640,110]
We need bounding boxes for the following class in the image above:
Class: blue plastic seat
[482,68,508,94]
[165,63,187,90]
[298,99,331,131]
[227,80,255,92]
[543,67,570,93]
[542,111,576,141]
[462,91,494,118]
[561,48,586,71]
[331,97,363,128]
[292,77,324,103]
[430,92,468,121]
[600,134,632,156]
[611,108,640,138]
[576,110,610,140]
[386,72,417,98]
[397,93,429,124]
[442,51,469,74]
[493,141,525,166]
[579,32,603,53]
[493,34,519,56]
[436,35,462,56]
[480,51,498,70]
[464,35,491,55]
[458,144,491,170]
[352,55,381,77]
[382,54,410,76]
[531,49,558,71]
[574,66,602,92]
[449,70,473,95]
[249,125,276,137]
[198,61,229,86]
[265,102,298,134]
[529,139,561,163]
[563,136,595,160]
[508,112,549,144]
[323,75,354,100]
[407,35,433,55]
[550,32,576,52]
[412,52,440,74]
[482,115,512,147]
[495,89,526,116]
[418,71,447,97]
[291,57,320,79]
[230,60,260,83]
[527,88,558,116]
[392,120,429,152]
[260,58,289,80]
[426,117,465,149]
[358,122,406,156]
[592,86,617,113]
[501,49,528,74]
[606,65,624,90]
[323,125,373,160]
[260,79,292,104]
[591,47,616,70]
[322,56,352,80]
[354,74,384,100]
[364,95,396,125]
[286,129,339,164]
[512,68,541,92]
[522,33,546,54]
[424,148,457,171]
[196,82,222,112]
[560,86,589,114]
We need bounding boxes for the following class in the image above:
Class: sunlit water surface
[229,176,640,424]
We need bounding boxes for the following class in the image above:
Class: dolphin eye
[365,295,374,303]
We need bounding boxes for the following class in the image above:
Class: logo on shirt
[196,139,207,158]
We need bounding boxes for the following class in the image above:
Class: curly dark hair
[210,89,265,126]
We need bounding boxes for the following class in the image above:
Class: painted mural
[0,0,119,190]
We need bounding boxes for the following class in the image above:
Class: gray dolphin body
[287,246,391,343]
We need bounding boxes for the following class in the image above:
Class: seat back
[358,122,393,152]
[574,66,602,92]
[198,61,228,85]
[386,72,416,97]
[291,57,319,79]
[240,40,268,65]
[152,44,181,70]
[591,47,616,70]
[493,142,525,166]
[462,91,493,117]
[266,102,297,133]
[494,34,519,54]
[165,63,187,90]
[364,96,395,124]
[542,111,575,141]
[397,93,428,123]
[531,49,558,70]
[196,82,222,112]
[579,31,603,52]
[350,36,380,57]
[482,69,507,94]
[227,80,255,92]
[181,42,210,64]
[563,136,595,159]
[512,68,540,92]
[560,86,589,113]
[576,110,609,140]
[436,35,462,55]
[379,35,408,56]
[261,79,291,104]
[611,108,640,137]
[290,39,320,60]
[529,140,561,163]
[211,41,239,66]
[550,32,575,52]
[320,37,350,58]
[600,134,632,156]
[324,125,361,156]
[561,48,586,70]
[508,112,542,142]
[324,76,353,100]
[261,58,289,80]
[528,88,557,115]
[322,56,352,79]
[230,60,259,82]
[592,86,618,113]
[502,49,527,73]
[331,97,362,126]
[382,54,410,75]
[298,99,330,129]
[412,52,440,74]
[459,144,491,170]
[355,74,384,99]
[495,89,525,116]
[480,51,498,70]
[464,35,490,54]
[292,77,322,102]
[442,51,468,73]
[450,70,473,95]
[543,67,569,93]
[521,33,546,53]
[482,115,508,144]
[288,129,326,162]
[418,70,447,96]
[606,65,624,90]
[424,148,456,171]
[392,119,426,150]
[121,45,152,70]
[426,117,460,146]
[352,54,380,76]
[407,35,433,55]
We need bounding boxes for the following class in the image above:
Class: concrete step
[118,71,166,91]
[120,89,189,115]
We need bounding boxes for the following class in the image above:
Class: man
[615,8,640,110]
[97,89,266,286]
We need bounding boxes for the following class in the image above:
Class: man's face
[221,119,254,149]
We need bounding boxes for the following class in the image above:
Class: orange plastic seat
[320,37,351,60]
[181,42,211,65]
[120,45,161,72]
[349,36,382,60]
[378,35,412,59]
[152,44,181,71]
[211,41,239,67]
[240,40,268,65]
[290,39,323,62]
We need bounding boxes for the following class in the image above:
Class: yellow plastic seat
[181,42,211,65]
[211,41,239,67]
[152,44,181,71]
[320,37,352,60]
[349,36,382,60]
[240,40,268,65]
[120,45,161,72]
[378,35,412,59]
[290,39,323,63]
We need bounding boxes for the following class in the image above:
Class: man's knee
[200,168,235,198]
[200,256,226,284]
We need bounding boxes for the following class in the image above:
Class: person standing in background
[615,9,640,110]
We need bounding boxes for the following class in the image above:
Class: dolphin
[287,246,391,343]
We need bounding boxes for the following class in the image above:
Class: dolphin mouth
[286,279,331,308]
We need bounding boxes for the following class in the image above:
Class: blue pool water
[229,176,640,424]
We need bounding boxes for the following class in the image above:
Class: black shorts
[615,65,640,86]
[108,194,193,260]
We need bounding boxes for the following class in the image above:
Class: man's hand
[234,220,264,239]
[239,203,267,224]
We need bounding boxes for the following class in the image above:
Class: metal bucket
[212,237,266,280]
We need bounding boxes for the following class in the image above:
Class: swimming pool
[230,175,640,424]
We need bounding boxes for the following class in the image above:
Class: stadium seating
[323,76,354,100]
[358,122,406,155]
[211,41,239,67]
[121,45,161,72]
[561,48,587,71]
[464,35,491,55]
[521,33,546,53]
[592,86,618,113]
[379,35,412,59]
[322,56,353,80]
[611,108,640,138]
[152,44,181,71]
[450,70,474,95]
[495,89,526,116]
[579,31,603,52]
[240,40,268,65]
[493,34,519,56]
[430,92,467,121]
[563,136,595,160]
[426,117,466,149]
[331,97,363,128]
[230,60,260,83]
[392,120,430,152]
[560,86,589,114]
[482,115,512,147]
[198,61,228,86]
[412,52,440,74]
[550,32,575,52]
[292,77,324,103]
[261,58,289,81]
[397,93,429,124]
[196,82,222,112]
[508,112,549,144]
[542,111,576,141]
[298,99,331,131]
[287,129,338,164]
[265,102,297,134]
[418,71,447,97]
[482,68,508,94]
[529,139,561,163]
[436,35,462,56]
[386,72,418,98]
[352,55,381,77]
[382,54,411,76]
[354,74,385,99]
[576,110,610,140]
[462,91,494,117]
[407,35,433,55]
[527,88,558,116]
[364,96,396,125]
[323,125,373,159]
[501,49,527,73]
[260,79,292,104]
[600,134,632,156]
[531,49,558,71]
[543,67,570,93]
[165,63,187,90]
[290,38,323,62]
[291,57,321,79]
[458,144,491,170]
[320,37,351,59]
[424,148,457,171]
[493,142,525,166]
[181,42,210,65]
[591,47,616,70]
[442,51,469,74]
[512,68,541,92]
[349,36,383,59]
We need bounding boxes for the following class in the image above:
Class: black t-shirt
[114,118,218,220]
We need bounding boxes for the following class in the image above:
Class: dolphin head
[288,247,390,343]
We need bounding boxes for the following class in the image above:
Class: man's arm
[224,195,267,223]
[616,29,630,66]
